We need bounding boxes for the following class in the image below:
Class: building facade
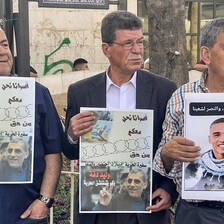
[9,0,224,76]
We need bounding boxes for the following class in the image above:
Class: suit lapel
[88,71,153,109]
[136,70,153,109]
[89,72,106,108]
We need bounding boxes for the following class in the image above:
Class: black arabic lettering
[8,96,23,104]
[128,128,141,136]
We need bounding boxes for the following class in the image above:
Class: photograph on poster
[0,137,33,182]
[79,108,153,213]
[81,110,113,143]
[183,93,224,200]
[0,77,35,184]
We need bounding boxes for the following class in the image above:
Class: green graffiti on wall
[43,37,74,75]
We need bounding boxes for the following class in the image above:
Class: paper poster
[183,93,224,200]
[0,77,35,184]
[79,108,153,213]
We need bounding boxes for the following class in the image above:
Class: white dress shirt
[106,69,137,109]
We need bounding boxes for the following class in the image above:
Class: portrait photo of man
[185,118,224,191]
[0,137,32,182]
[93,169,150,211]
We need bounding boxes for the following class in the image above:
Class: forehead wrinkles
[128,174,143,181]
[8,142,24,149]
[115,30,143,41]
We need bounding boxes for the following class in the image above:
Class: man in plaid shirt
[153,17,224,224]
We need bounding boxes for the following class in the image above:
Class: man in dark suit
[63,11,177,224]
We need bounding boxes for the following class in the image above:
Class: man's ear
[208,135,211,144]
[201,46,211,65]
[102,43,111,58]
[24,150,29,159]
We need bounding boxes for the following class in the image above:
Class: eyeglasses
[127,178,141,184]
[8,148,22,155]
[111,39,147,50]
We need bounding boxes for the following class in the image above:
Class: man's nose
[131,42,142,53]
[220,134,224,142]
[9,150,16,156]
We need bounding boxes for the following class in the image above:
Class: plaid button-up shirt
[153,70,210,200]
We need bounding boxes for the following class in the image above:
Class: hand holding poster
[0,77,35,184]
[183,93,224,200]
[79,108,153,213]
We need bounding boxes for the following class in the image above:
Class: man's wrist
[161,147,174,173]
[38,194,55,208]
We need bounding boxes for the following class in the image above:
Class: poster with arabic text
[0,77,35,184]
[183,93,224,200]
[79,108,153,213]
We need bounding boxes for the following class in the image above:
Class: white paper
[79,108,153,213]
[183,93,224,200]
[0,77,35,184]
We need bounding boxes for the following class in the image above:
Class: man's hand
[20,154,61,220]
[20,199,49,220]
[146,188,171,212]
[161,136,201,172]
[68,112,96,140]
[99,185,113,206]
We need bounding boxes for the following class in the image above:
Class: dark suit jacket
[63,70,178,224]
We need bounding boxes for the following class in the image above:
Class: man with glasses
[63,10,177,224]
[153,17,224,224]
[5,138,30,181]
[93,169,148,211]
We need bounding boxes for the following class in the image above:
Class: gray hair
[200,17,224,49]
[101,11,143,45]
[129,169,147,183]
[9,138,28,152]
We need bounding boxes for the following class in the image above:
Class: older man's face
[7,142,28,169]
[105,29,144,75]
[207,32,224,80]
[127,172,147,199]
[0,29,13,76]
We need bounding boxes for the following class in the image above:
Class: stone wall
[13,0,137,76]
[36,70,104,116]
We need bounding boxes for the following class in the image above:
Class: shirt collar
[106,67,137,91]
